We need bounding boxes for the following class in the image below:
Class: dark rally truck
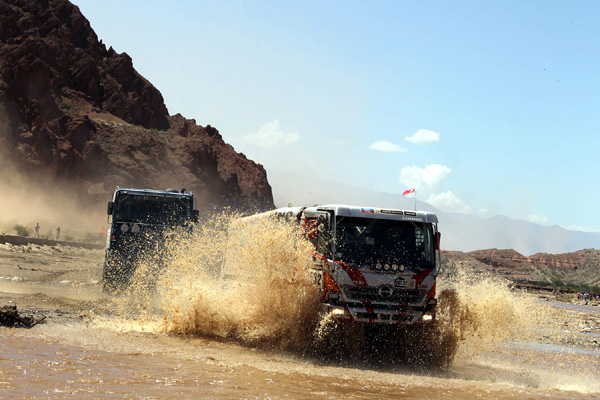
[103,187,199,292]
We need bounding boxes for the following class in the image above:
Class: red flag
[403,188,415,196]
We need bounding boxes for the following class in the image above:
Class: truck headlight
[421,313,434,322]
[329,307,350,319]
[120,224,129,233]
[331,308,345,316]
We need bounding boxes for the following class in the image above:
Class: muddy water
[2,323,599,399]
[1,216,600,399]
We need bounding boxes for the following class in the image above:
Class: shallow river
[1,308,599,400]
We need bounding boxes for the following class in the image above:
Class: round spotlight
[120,224,129,233]
[392,264,398,271]
[131,224,141,233]
[384,264,391,271]
[375,263,383,270]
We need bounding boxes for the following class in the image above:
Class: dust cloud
[0,153,106,236]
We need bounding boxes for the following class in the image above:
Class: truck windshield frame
[113,193,193,225]
[334,216,435,268]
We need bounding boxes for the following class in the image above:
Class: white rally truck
[271,204,441,325]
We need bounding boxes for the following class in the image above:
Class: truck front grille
[343,286,424,304]
[355,312,413,322]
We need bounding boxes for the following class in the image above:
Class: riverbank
[0,234,104,250]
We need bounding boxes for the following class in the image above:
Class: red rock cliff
[0,0,274,213]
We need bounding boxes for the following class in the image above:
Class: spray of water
[106,213,554,368]
[434,267,551,363]
[142,214,323,352]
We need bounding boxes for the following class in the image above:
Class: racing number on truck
[310,271,322,286]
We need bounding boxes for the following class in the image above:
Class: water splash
[434,267,550,363]
[154,214,321,352]
[106,214,557,368]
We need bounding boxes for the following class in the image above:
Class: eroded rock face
[445,248,600,270]
[0,0,274,213]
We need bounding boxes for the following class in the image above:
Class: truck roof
[272,204,439,224]
[113,188,193,198]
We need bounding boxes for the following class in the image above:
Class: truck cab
[273,204,441,325]
[103,187,199,292]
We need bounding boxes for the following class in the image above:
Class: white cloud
[528,214,549,224]
[398,164,451,191]
[426,191,471,214]
[405,129,440,145]
[243,120,299,149]
[369,141,407,152]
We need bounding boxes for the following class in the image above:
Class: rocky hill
[0,0,274,213]
[442,248,600,292]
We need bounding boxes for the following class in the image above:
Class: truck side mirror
[107,201,114,215]
[318,215,329,230]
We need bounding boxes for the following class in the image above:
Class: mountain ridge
[442,248,600,292]
[0,0,274,213]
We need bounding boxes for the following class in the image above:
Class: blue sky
[75,0,600,232]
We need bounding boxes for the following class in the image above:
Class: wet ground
[0,243,599,399]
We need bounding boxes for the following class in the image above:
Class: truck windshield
[113,193,192,225]
[335,217,435,268]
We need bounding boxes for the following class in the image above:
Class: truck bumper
[326,304,436,325]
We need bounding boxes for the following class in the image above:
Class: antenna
[414,189,417,211]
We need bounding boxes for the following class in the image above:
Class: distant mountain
[442,248,600,291]
[440,214,600,256]
[267,169,600,255]
[0,0,274,212]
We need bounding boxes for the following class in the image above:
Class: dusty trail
[0,232,599,399]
